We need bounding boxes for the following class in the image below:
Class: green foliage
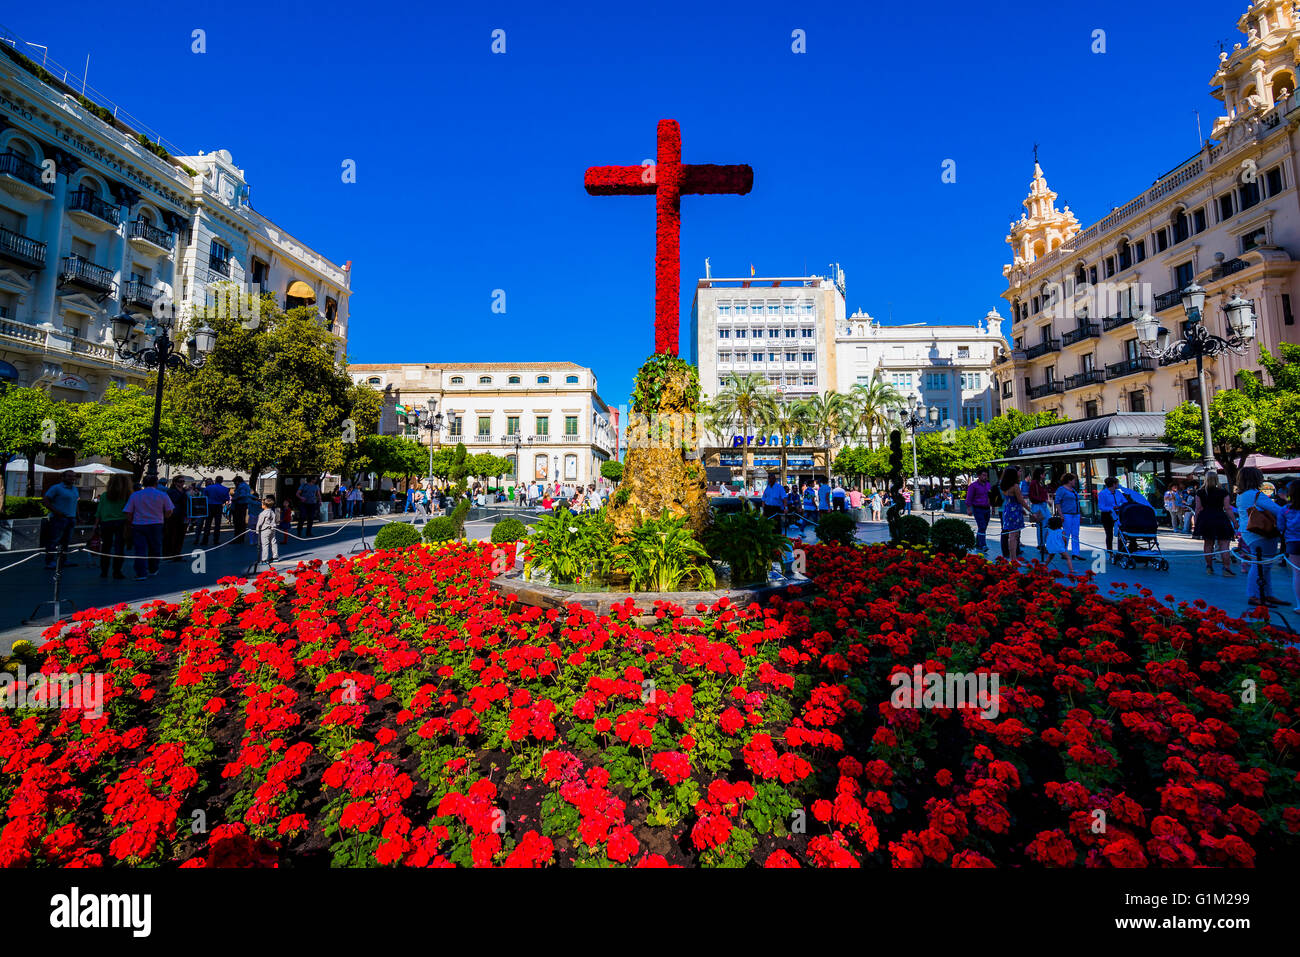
[612,487,630,507]
[894,514,931,547]
[0,496,47,519]
[449,498,471,537]
[352,434,428,484]
[422,517,457,543]
[979,409,1065,461]
[631,354,700,413]
[612,512,716,592]
[525,509,614,584]
[930,517,976,554]
[373,521,422,549]
[490,517,529,543]
[702,508,786,584]
[74,384,202,479]
[600,460,624,484]
[815,510,858,546]
[834,445,891,479]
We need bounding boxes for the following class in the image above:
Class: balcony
[1064,369,1106,390]
[1206,257,1250,282]
[59,256,116,297]
[0,318,46,349]
[0,226,47,270]
[66,189,121,231]
[1153,288,1182,312]
[1105,356,1156,379]
[0,152,54,202]
[208,258,231,279]
[127,219,174,254]
[1023,337,1060,360]
[122,280,161,310]
[1061,322,1100,346]
[1027,380,1064,399]
[1102,313,1134,332]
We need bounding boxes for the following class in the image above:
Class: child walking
[1042,514,1074,574]
[256,495,280,565]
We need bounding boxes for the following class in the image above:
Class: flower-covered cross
[585,119,753,356]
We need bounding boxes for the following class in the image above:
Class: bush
[1,496,47,519]
[373,522,422,549]
[612,512,715,592]
[930,517,976,554]
[423,517,458,543]
[703,508,786,584]
[815,510,857,547]
[491,517,529,543]
[894,514,931,547]
[449,499,471,536]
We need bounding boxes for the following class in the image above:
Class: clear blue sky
[3,0,1239,402]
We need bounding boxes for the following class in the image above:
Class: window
[718,303,731,315]
[1043,366,1056,385]
[1218,192,1235,221]
[535,454,549,480]
[751,328,763,338]
[1081,353,1095,373]
[565,415,578,436]
[564,454,578,480]
[925,372,949,390]
[800,328,814,338]
[1192,207,1207,233]
[752,352,764,362]
[783,302,795,314]
[801,301,814,314]
[767,303,779,315]
[565,375,579,384]
[734,303,747,315]
[1154,226,1170,252]
[957,346,970,358]
[477,416,491,436]
[960,372,981,390]
[768,352,778,363]
[449,416,463,437]
[537,375,550,384]
[936,406,949,423]
[450,376,464,385]
[508,375,521,384]
[1185,377,1201,403]
[961,406,984,427]
[767,328,780,338]
[1084,400,1099,418]
[719,329,731,339]
[208,240,229,268]
[1172,209,1189,244]
[505,454,517,477]
[1283,293,1294,326]
[479,376,492,384]
[1125,338,1140,361]
[1133,239,1146,263]
[1266,166,1284,196]
[535,415,549,436]
[1129,391,1146,412]
[1239,179,1261,210]
[367,377,381,386]
[718,352,732,363]
[785,352,797,362]
[1117,239,1132,272]
[784,328,796,338]
[734,329,746,338]
[1242,230,1263,253]
[507,415,520,435]
[801,351,814,362]
[1002,379,1013,398]
[1174,260,1195,290]
[891,373,911,390]
[802,375,816,386]
[1104,256,1116,279]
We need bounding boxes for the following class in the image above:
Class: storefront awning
[994,413,1175,463]
[286,280,315,300]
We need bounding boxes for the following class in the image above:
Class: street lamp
[111,311,213,480]
[500,431,529,486]
[891,398,939,510]
[1134,284,1256,473]
[412,397,444,482]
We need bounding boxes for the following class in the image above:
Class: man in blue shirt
[761,473,786,529]
[42,470,80,570]
[831,482,847,512]
[196,476,231,546]
[231,475,255,540]
[296,476,321,537]
[817,479,832,513]
[1097,476,1140,554]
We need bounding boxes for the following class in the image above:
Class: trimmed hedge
[490,517,529,544]
[423,517,458,543]
[815,510,857,546]
[373,522,422,549]
[893,514,931,547]
[930,517,976,554]
[0,496,47,519]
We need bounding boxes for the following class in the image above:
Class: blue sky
[3,0,1240,401]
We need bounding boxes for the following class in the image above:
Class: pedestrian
[124,475,173,579]
[817,479,831,515]
[1097,476,1136,554]
[761,473,786,527]
[848,486,863,517]
[278,499,293,545]
[831,482,847,513]
[1235,466,1286,607]
[1028,467,1052,559]
[998,466,1030,562]
[1181,484,1198,534]
[870,488,882,522]
[231,475,254,539]
[347,484,363,518]
[164,475,189,561]
[1282,478,1300,613]
[1164,483,1181,532]
[1042,515,1074,575]
[405,485,415,513]
[902,485,912,514]
[256,495,280,565]
[1194,472,1235,576]
[41,470,80,570]
[965,468,992,552]
[197,476,230,546]
[1052,472,1083,562]
[803,483,819,524]
[93,473,131,579]
[296,475,321,537]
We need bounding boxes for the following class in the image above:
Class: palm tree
[847,378,907,450]
[796,391,851,474]
[711,373,775,482]
[757,398,804,486]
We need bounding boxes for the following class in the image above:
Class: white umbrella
[71,463,132,475]
[5,459,60,474]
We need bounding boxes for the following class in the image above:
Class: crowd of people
[403,479,611,516]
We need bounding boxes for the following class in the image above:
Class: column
[33,175,68,327]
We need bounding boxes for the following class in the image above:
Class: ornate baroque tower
[1003,162,1081,277]
[1210,0,1300,141]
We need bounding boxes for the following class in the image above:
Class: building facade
[834,311,1007,433]
[690,269,846,403]
[349,362,617,487]
[0,40,351,397]
[993,1,1300,421]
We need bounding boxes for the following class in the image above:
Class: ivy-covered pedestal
[608,354,711,539]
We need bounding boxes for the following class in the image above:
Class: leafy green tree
[756,398,803,485]
[845,378,906,449]
[978,409,1064,461]
[600,460,624,485]
[167,301,379,484]
[74,383,203,481]
[354,434,429,490]
[795,391,851,470]
[0,387,81,501]
[834,445,890,487]
[709,373,775,478]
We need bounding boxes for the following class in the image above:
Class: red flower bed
[2,542,1297,867]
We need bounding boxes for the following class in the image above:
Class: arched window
[508,375,521,384]
[506,454,517,477]
[479,375,492,384]
[1272,71,1295,102]
[367,377,381,386]
[565,375,579,384]
[1117,238,1132,271]
[537,375,550,384]
[450,376,464,385]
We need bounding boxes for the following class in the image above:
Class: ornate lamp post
[412,398,445,482]
[1134,283,1257,474]
[890,398,938,508]
[110,312,214,481]
[500,431,531,488]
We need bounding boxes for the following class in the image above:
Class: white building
[690,268,846,402]
[349,362,617,487]
[834,310,1008,431]
[0,38,351,395]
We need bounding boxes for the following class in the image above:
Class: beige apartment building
[993,0,1300,420]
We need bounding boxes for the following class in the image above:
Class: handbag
[1245,499,1278,537]
[86,522,102,552]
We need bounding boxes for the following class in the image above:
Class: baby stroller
[1113,499,1169,570]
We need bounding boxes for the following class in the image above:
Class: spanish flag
[750,263,755,277]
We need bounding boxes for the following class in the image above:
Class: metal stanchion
[349,508,370,554]
[23,543,76,626]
